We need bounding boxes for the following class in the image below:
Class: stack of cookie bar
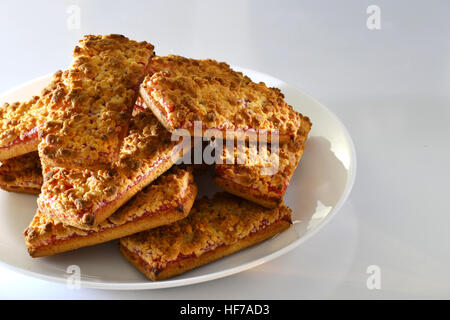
[0,35,311,281]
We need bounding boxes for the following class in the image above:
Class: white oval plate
[0,68,356,290]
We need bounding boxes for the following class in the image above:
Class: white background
[0,0,449,299]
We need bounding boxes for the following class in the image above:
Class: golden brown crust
[140,55,301,142]
[120,218,290,281]
[0,135,39,161]
[0,97,38,149]
[38,35,155,170]
[0,71,78,161]
[25,168,197,257]
[37,109,188,230]
[214,116,312,207]
[213,177,279,208]
[119,193,292,280]
[0,152,42,194]
[0,97,41,160]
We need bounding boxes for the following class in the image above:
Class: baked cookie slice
[38,109,188,230]
[214,115,311,208]
[38,34,155,170]
[0,152,42,194]
[0,73,61,161]
[0,71,76,161]
[0,97,42,161]
[119,193,292,281]
[140,55,301,143]
[25,168,197,257]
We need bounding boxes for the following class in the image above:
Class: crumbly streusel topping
[215,115,312,197]
[141,55,301,138]
[37,109,181,229]
[0,97,41,147]
[120,193,292,271]
[25,168,194,247]
[109,167,193,225]
[0,72,64,148]
[38,34,154,169]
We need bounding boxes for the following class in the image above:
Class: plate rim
[0,70,357,290]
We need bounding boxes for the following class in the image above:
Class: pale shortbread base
[213,176,281,209]
[0,137,38,161]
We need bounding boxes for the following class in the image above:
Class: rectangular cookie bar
[38,34,155,170]
[0,152,42,194]
[37,108,188,230]
[25,168,197,257]
[119,193,292,281]
[139,55,302,143]
[0,97,41,161]
[0,72,62,161]
[214,115,311,208]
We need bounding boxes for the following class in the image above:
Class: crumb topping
[120,193,292,271]
[109,168,193,225]
[0,97,41,147]
[24,168,194,247]
[215,115,312,197]
[37,109,181,229]
[38,34,155,169]
[140,55,301,137]
[0,73,63,148]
